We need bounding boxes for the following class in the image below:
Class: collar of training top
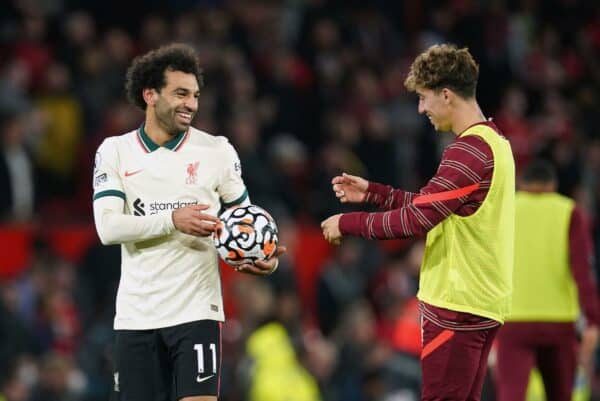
[137,123,188,153]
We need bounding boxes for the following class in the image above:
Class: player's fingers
[235,263,252,273]
[188,227,207,236]
[273,246,286,257]
[213,221,223,234]
[197,213,219,222]
[237,264,269,275]
[321,218,333,229]
[190,204,211,211]
[342,172,360,183]
[199,221,218,233]
[331,176,344,185]
[253,259,274,271]
[333,184,346,196]
[189,215,217,225]
[192,229,212,237]
[188,220,212,236]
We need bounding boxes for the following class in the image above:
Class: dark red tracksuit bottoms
[420,318,499,401]
[495,322,577,401]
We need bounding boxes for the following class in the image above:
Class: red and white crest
[186,161,200,184]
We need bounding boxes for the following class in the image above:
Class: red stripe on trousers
[421,329,455,360]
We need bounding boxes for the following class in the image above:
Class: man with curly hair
[321,43,515,400]
[92,43,284,401]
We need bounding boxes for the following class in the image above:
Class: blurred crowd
[0,0,599,400]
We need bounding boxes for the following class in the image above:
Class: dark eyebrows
[173,87,200,96]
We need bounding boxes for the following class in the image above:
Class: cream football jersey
[92,125,248,330]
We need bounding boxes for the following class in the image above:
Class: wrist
[167,211,177,232]
[339,212,366,236]
[367,181,389,196]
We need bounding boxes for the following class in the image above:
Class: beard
[155,101,194,135]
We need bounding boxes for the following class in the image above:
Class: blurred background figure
[495,160,600,401]
[0,111,36,222]
[239,279,322,401]
[0,1,599,400]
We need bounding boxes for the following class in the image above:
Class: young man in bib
[321,43,515,401]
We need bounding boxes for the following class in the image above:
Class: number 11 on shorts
[193,343,217,374]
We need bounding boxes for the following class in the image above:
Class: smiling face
[152,69,200,135]
[416,86,453,132]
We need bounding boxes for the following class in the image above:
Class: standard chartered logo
[133,198,198,216]
[133,198,145,216]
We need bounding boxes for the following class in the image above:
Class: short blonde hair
[404,44,479,99]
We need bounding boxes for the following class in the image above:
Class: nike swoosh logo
[196,374,214,383]
[124,169,143,177]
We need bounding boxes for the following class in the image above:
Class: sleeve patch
[94,173,108,187]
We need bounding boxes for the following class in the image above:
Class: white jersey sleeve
[218,139,250,207]
[92,138,175,245]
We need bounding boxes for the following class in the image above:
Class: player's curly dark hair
[125,43,204,110]
[404,44,479,99]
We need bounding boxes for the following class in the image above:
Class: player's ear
[442,88,457,105]
[143,88,158,107]
[442,88,452,103]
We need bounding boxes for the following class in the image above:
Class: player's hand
[579,325,599,379]
[172,204,220,237]
[237,246,287,275]
[332,172,368,203]
[321,214,342,245]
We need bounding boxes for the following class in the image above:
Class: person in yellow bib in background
[495,159,600,401]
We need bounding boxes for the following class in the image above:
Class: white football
[213,204,278,267]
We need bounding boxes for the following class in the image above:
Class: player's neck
[144,115,173,146]
[452,100,487,136]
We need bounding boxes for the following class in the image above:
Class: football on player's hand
[213,204,278,268]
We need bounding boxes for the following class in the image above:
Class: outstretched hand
[172,204,220,237]
[332,173,368,203]
[321,214,342,245]
[237,246,287,275]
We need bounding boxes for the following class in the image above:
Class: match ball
[214,204,278,268]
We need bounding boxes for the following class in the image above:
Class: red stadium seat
[0,225,34,280]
